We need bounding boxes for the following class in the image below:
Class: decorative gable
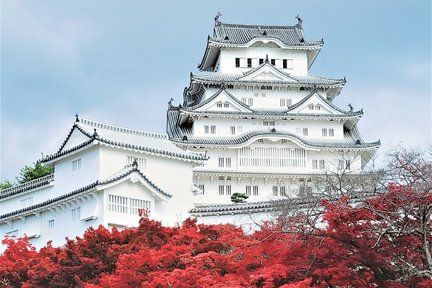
[239,63,296,83]
[288,92,344,115]
[60,127,91,152]
[194,90,253,113]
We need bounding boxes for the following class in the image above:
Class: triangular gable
[98,169,172,202]
[239,63,297,83]
[59,125,92,153]
[194,89,253,113]
[288,91,346,115]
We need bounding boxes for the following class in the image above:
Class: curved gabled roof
[184,87,252,111]
[41,117,207,164]
[166,109,380,150]
[211,22,323,47]
[199,19,323,71]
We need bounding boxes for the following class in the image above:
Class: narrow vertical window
[253,186,259,196]
[247,98,253,106]
[218,157,225,167]
[280,186,286,197]
[280,98,286,107]
[259,58,264,65]
[235,58,240,67]
[72,159,81,172]
[312,160,318,169]
[204,125,209,134]
[237,126,243,133]
[272,186,278,196]
[230,126,236,135]
[223,103,229,108]
[48,220,55,229]
[210,126,216,134]
[319,160,325,170]
[302,128,308,136]
[270,59,276,65]
[245,186,251,196]
[225,158,232,168]
[308,104,314,110]
[329,129,334,137]
[198,184,205,194]
[247,58,252,67]
[225,185,232,196]
[218,185,225,195]
[322,128,327,137]
[283,59,288,68]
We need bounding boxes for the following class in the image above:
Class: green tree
[0,180,14,190]
[230,192,248,203]
[16,162,53,184]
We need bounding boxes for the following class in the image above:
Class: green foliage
[0,180,14,190]
[17,162,53,184]
[230,192,249,203]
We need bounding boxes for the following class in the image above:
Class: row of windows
[72,159,81,172]
[126,155,147,170]
[218,185,232,195]
[218,157,232,168]
[308,104,321,111]
[239,147,306,168]
[204,125,217,134]
[339,160,351,170]
[216,102,230,108]
[107,194,151,216]
[241,97,254,106]
[272,186,287,197]
[322,128,335,137]
[312,159,326,170]
[235,57,293,69]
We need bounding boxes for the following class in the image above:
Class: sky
[1,0,431,182]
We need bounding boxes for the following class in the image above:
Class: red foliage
[1,185,431,287]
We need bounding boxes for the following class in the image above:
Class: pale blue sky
[1,0,431,181]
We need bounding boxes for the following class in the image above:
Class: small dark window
[271,59,276,65]
[235,58,240,67]
[247,58,252,67]
[259,58,264,65]
[283,59,287,68]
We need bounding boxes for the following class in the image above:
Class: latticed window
[107,194,150,216]
[253,186,259,196]
[239,147,306,168]
[245,186,252,196]
[219,185,224,195]
[226,185,232,196]
[329,129,334,137]
[126,155,146,170]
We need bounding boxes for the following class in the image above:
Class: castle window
[107,194,150,216]
[72,159,81,172]
[218,157,225,167]
[272,186,278,196]
[204,125,209,134]
[247,58,252,67]
[245,186,251,196]
[322,128,328,137]
[312,160,318,169]
[259,58,264,65]
[280,186,286,196]
[280,98,286,107]
[230,126,236,135]
[48,220,55,229]
[242,97,253,106]
[219,158,231,168]
[219,176,224,180]
[271,59,276,65]
[253,186,259,196]
[346,160,351,170]
[72,207,81,221]
[235,58,240,67]
[302,128,308,136]
[237,126,243,133]
[210,126,216,134]
[226,185,232,196]
[126,156,147,170]
[263,121,275,126]
[216,102,223,108]
[329,129,334,137]
[319,160,325,170]
[308,104,314,111]
[316,105,321,110]
[198,184,205,194]
[223,103,230,108]
[283,59,288,68]
[219,185,224,195]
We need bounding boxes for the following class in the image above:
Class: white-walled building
[167,17,380,215]
[0,117,206,249]
[0,17,380,249]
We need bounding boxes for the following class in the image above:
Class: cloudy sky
[1,0,431,182]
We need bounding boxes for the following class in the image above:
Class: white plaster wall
[218,47,308,75]
[202,88,320,110]
[192,117,344,140]
[53,147,100,196]
[0,185,54,215]
[0,192,104,251]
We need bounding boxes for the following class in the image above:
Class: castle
[0,16,379,249]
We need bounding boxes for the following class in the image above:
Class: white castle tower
[167,16,380,205]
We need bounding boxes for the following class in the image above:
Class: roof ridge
[78,117,168,139]
[218,22,299,30]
